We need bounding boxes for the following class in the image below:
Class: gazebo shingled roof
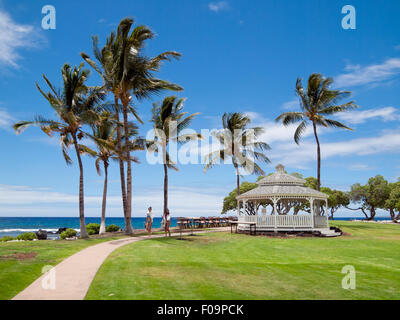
[237,164,328,201]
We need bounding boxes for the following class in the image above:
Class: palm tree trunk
[100,161,108,235]
[234,162,240,196]
[163,163,168,215]
[122,101,133,235]
[73,134,88,239]
[312,121,321,191]
[233,156,240,196]
[114,96,128,219]
[236,173,240,196]
[162,143,168,215]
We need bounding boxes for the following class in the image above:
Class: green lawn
[0,235,127,300]
[86,221,400,300]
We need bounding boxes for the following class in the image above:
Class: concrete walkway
[13,228,229,300]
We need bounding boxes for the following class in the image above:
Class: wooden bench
[230,221,257,235]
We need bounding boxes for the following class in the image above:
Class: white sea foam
[0,228,80,233]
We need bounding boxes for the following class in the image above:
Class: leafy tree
[204,112,271,196]
[222,182,260,215]
[82,18,182,234]
[385,181,400,221]
[321,187,350,220]
[14,64,104,238]
[348,175,391,220]
[276,73,358,190]
[148,96,202,215]
[305,176,318,190]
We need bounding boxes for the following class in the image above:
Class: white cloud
[208,1,230,12]
[282,99,299,110]
[349,164,373,171]
[247,111,314,144]
[336,106,400,124]
[269,129,400,168]
[0,9,43,67]
[0,184,227,217]
[0,108,14,130]
[335,58,400,88]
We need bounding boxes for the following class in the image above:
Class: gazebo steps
[315,228,342,237]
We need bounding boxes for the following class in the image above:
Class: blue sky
[0,0,400,218]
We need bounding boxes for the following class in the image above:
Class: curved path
[13,228,229,300]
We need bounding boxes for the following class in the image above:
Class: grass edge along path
[0,234,128,300]
[10,228,228,300]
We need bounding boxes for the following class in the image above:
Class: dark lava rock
[56,227,67,234]
[36,229,48,240]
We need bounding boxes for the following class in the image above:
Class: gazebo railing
[276,215,311,227]
[239,215,319,229]
[314,216,329,228]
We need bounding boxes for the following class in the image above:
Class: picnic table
[229,221,257,236]
[186,217,201,235]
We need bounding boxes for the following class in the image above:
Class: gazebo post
[309,198,314,229]
[237,200,240,217]
[273,197,278,233]
[325,199,329,226]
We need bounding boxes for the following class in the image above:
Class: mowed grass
[86,222,400,300]
[0,235,127,300]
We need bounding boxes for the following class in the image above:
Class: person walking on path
[145,207,154,237]
[164,208,171,237]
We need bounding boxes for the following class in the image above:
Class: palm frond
[275,112,304,126]
[294,120,308,144]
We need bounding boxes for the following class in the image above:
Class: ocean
[0,216,393,239]
[0,217,177,239]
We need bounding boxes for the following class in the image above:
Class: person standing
[146,207,154,237]
[164,208,171,237]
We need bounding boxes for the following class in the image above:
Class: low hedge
[60,228,77,240]
[106,224,121,232]
[0,236,15,242]
[86,223,100,235]
[16,232,37,241]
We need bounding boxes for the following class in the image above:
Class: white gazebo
[236,164,331,233]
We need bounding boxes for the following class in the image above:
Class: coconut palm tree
[90,111,117,234]
[13,64,104,238]
[276,73,358,190]
[81,18,182,234]
[147,96,202,215]
[204,112,271,196]
[90,111,143,234]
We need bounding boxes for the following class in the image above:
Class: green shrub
[106,224,121,232]
[16,232,37,241]
[60,229,77,240]
[86,223,100,235]
[0,236,15,242]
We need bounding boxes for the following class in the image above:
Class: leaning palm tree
[204,112,271,196]
[148,96,202,215]
[90,111,143,234]
[81,18,182,234]
[276,73,358,190]
[90,111,117,234]
[13,64,104,238]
